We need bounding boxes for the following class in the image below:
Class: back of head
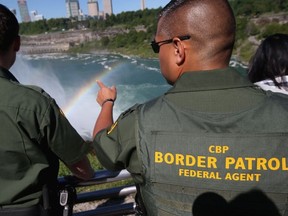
[248,33,288,87]
[157,0,236,65]
[0,4,19,54]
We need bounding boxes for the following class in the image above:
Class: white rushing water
[11,53,170,139]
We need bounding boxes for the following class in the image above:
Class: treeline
[19,8,159,35]
[230,0,288,16]
[232,0,288,61]
[19,1,288,61]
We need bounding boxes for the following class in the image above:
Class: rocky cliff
[20,27,127,54]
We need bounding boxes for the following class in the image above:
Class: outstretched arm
[93,80,117,137]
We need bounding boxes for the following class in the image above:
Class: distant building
[87,0,99,17]
[17,0,31,22]
[66,0,80,18]
[141,0,145,10]
[30,10,44,21]
[103,0,113,18]
[78,9,87,21]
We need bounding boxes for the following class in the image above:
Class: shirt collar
[0,66,19,83]
[167,67,253,94]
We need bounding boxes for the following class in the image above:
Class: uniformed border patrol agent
[0,4,94,216]
[93,0,288,215]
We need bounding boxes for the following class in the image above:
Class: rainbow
[63,61,123,116]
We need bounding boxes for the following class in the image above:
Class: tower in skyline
[17,0,31,22]
[87,0,99,17]
[141,0,145,10]
[66,0,80,18]
[103,0,113,18]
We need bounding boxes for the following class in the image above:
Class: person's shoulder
[119,103,141,120]
[118,95,165,122]
[10,82,55,109]
[16,83,53,100]
[269,91,288,99]
[141,94,166,111]
[267,91,288,106]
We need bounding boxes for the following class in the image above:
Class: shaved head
[157,0,236,64]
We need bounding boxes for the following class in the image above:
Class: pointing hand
[96,80,117,107]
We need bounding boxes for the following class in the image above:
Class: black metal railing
[58,170,136,216]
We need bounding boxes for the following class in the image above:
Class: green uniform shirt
[94,68,261,177]
[0,67,90,208]
[94,67,288,215]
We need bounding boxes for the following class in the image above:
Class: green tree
[260,23,288,38]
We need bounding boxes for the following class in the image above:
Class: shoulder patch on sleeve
[107,121,118,135]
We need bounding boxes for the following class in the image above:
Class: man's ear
[13,35,20,52]
[173,38,185,65]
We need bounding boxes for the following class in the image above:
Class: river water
[11,53,247,140]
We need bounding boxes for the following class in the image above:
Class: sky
[0,0,170,21]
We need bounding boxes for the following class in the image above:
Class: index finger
[96,80,105,89]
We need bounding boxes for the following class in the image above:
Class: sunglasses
[150,35,191,53]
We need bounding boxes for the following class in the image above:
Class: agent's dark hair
[0,4,19,53]
[248,33,288,88]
